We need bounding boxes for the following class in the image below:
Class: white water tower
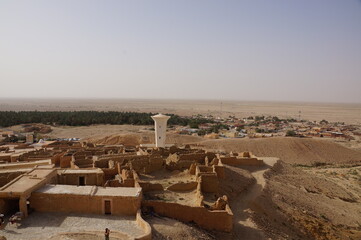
[151,113,170,148]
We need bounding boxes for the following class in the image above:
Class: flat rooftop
[0,168,56,197]
[58,168,103,174]
[36,184,142,197]
[0,159,52,170]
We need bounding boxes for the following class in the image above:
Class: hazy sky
[0,1,360,103]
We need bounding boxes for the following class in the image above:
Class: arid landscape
[1,98,361,124]
[2,0,360,239]
[0,99,360,240]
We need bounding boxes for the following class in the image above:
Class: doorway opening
[104,200,111,215]
[79,176,85,186]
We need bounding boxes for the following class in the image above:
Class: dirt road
[232,157,278,240]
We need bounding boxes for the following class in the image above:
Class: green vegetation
[0,111,212,128]
[286,130,297,137]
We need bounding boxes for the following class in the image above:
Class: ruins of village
[0,113,268,239]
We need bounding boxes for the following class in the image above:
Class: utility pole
[220,102,223,116]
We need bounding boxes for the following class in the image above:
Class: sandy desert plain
[1,98,361,240]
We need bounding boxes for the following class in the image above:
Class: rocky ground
[253,161,361,240]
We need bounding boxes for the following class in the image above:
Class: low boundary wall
[135,210,152,240]
[143,200,233,232]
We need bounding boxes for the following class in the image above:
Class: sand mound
[218,165,255,201]
[253,161,361,240]
[200,137,361,164]
[88,134,145,146]
[86,133,204,146]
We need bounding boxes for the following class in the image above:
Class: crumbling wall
[0,171,26,187]
[179,153,206,163]
[199,173,219,193]
[144,157,164,173]
[138,182,164,192]
[143,200,233,232]
[51,152,64,165]
[57,172,104,186]
[213,165,225,179]
[60,155,72,168]
[166,181,197,192]
[102,168,118,180]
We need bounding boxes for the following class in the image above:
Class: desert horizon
[1,98,360,124]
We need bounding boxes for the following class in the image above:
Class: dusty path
[231,157,278,240]
[1,212,144,240]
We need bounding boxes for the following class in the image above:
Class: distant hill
[200,137,361,164]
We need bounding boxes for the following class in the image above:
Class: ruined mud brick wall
[199,173,219,193]
[105,178,134,188]
[14,144,32,149]
[103,146,123,154]
[71,151,94,168]
[102,168,118,180]
[196,165,213,175]
[60,155,72,168]
[179,153,206,163]
[83,148,105,156]
[170,147,205,155]
[144,156,164,173]
[195,165,220,193]
[20,150,54,162]
[138,182,164,192]
[0,155,11,163]
[94,153,140,169]
[51,151,65,165]
[120,169,135,187]
[133,171,163,192]
[143,200,233,232]
[30,187,142,216]
[11,153,24,162]
[166,153,205,171]
[195,181,204,206]
[206,152,216,161]
[166,160,195,171]
[166,181,197,191]
[105,179,123,187]
[0,171,26,187]
[93,154,123,168]
[129,156,164,174]
[149,148,170,157]
[213,165,225,178]
[105,170,135,187]
[57,171,104,186]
